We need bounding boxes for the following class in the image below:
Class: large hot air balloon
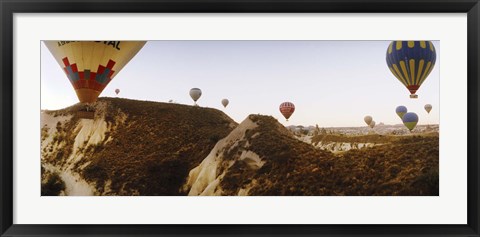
[425,104,432,113]
[402,112,419,131]
[190,88,202,105]
[115,88,120,95]
[279,102,295,121]
[396,106,408,119]
[221,99,229,108]
[369,121,376,129]
[364,116,373,126]
[386,41,436,99]
[44,41,146,104]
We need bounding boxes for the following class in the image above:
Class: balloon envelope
[364,116,373,126]
[221,99,229,108]
[396,106,408,119]
[369,121,376,128]
[386,41,436,98]
[402,112,419,131]
[115,89,120,95]
[425,104,432,113]
[190,88,202,102]
[44,41,146,104]
[279,102,295,120]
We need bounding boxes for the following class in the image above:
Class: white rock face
[66,118,108,168]
[41,112,72,151]
[238,150,264,170]
[185,117,263,196]
[43,163,94,196]
[41,104,117,196]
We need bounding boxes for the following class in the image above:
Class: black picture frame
[1,0,479,236]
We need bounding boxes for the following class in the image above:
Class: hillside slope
[296,130,438,153]
[41,97,237,195]
[42,99,438,196]
[184,115,439,196]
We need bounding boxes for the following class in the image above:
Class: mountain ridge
[42,97,237,195]
[41,98,439,196]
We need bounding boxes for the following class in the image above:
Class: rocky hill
[294,129,439,153]
[41,98,438,196]
[184,115,439,196]
[41,97,236,195]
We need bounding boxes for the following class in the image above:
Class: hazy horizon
[41,41,440,127]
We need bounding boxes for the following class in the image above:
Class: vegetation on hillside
[41,165,66,196]
[311,132,438,145]
[42,99,438,196]
[43,97,237,195]
[311,133,396,144]
[220,115,438,196]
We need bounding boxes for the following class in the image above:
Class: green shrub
[41,172,65,196]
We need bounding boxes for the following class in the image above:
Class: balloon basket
[410,94,418,99]
[76,110,95,119]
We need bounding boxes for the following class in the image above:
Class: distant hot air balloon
[364,116,373,126]
[402,112,419,131]
[386,41,437,99]
[115,88,120,95]
[425,104,432,113]
[369,121,376,129]
[221,99,229,108]
[396,106,408,119]
[279,102,295,121]
[44,41,146,104]
[190,88,202,105]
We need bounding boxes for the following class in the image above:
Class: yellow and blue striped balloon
[402,112,419,131]
[386,41,436,99]
[395,105,408,119]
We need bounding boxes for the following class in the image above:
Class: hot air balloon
[386,41,436,99]
[44,41,146,105]
[364,116,373,126]
[279,102,295,121]
[221,99,229,108]
[402,112,419,131]
[396,106,408,119]
[190,88,202,105]
[369,121,376,129]
[115,88,120,95]
[425,104,432,113]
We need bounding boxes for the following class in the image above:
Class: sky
[41,41,440,127]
